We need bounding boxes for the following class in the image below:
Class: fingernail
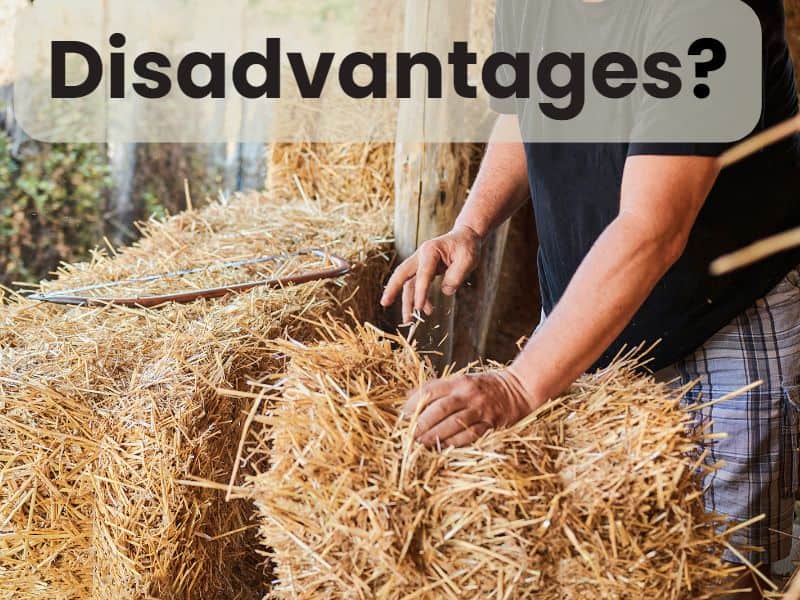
[442,286,454,296]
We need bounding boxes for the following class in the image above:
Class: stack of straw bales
[0,158,392,598]
[247,321,747,599]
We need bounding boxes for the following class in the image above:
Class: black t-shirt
[494,0,800,371]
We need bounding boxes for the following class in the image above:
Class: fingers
[417,409,479,447]
[413,250,441,313]
[443,422,491,448]
[402,379,454,417]
[401,278,415,325]
[382,249,437,324]
[402,375,495,449]
[441,249,476,296]
[415,394,466,438]
[398,278,434,326]
[381,255,418,308]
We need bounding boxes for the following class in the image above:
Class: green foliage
[0,133,111,286]
[134,144,223,218]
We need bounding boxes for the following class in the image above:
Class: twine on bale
[245,319,756,600]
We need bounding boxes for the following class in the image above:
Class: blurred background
[1,0,799,288]
[0,0,364,287]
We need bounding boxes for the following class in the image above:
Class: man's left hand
[402,369,543,448]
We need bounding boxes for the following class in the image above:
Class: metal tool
[28,250,351,308]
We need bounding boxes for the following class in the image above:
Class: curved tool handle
[29,250,352,308]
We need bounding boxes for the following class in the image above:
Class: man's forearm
[400,153,721,449]
[509,155,719,405]
[510,214,682,402]
[454,116,530,239]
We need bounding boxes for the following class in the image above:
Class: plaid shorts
[655,268,800,565]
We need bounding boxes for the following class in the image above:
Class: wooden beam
[394,0,472,369]
[393,0,541,368]
[394,0,472,257]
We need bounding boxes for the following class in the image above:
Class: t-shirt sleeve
[627,2,749,158]
[490,0,520,115]
[627,141,734,158]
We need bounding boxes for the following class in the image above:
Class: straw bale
[263,0,400,199]
[248,321,748,600]
[0,188,391,599]
[547,367,747,599]
[266,142,395,211]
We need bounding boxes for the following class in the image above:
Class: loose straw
[183,178,193,212]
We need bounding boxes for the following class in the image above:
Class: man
[380,0,800,595]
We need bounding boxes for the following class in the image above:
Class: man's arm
[508,154,719,402]
[381,115,530,323]
[405,154,720,448]
[451,115,531,239]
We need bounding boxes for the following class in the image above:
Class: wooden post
[106,142,139,245]
[394,0,472,369]
[394,0,541,368]
[103,0,140,246]
[394,0,544,368]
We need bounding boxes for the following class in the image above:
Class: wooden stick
[710,226,800,275]
[717,115,800,169]
[708,115,800,274]
[183,178,193,212]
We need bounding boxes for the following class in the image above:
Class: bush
[0,133,111,286]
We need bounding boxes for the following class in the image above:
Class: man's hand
[380,225,482,324]
[402,368,543,448]
[379,116,529,324]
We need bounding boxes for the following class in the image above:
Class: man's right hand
[380,225,482,325]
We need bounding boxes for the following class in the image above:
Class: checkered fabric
[656,268,800,565]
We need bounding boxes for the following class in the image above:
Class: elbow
[617,211,691,270]
[660,232,689,268]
